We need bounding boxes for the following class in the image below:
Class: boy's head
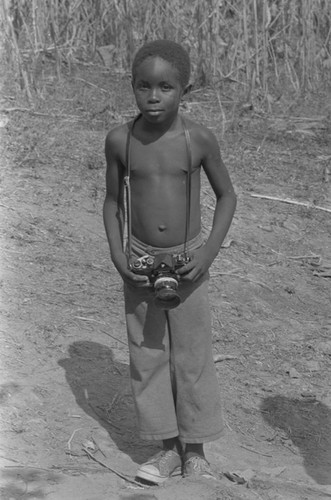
[132,40,190,89]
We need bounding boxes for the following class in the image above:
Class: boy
[103,40,237,484]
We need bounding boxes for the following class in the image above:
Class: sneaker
[183,455,217,479]
[136,449,182,484]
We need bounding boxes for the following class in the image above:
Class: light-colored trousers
[124,234,223,443]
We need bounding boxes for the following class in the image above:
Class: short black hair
[132,39,191,88]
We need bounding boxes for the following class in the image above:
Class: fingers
[177,260,195,275]
[178,263,203,282]
[133,277,150,288]
[177,254,209,283]
[124,272,150,287]
[180,269,201,283]
[132,273,149,283]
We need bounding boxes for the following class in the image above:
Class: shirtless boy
[103,40,237,484]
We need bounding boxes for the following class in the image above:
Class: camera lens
[154,277,181,310]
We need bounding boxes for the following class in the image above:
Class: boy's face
[132,56,186,124]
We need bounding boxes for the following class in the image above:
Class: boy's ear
[182,83,192,96]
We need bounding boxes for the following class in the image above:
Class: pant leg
[124,283,179,440]
[167,273,224,443]
[124,273,224,443]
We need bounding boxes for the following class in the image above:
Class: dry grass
[1,0,331,104]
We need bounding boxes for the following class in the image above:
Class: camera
[129,253,190,309]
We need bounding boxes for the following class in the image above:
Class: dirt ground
[0,55,331,500]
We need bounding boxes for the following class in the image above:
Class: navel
[158,224,167,232]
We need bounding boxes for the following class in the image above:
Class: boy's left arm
[179,128,237,282]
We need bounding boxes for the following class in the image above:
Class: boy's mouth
[146,109,163,116]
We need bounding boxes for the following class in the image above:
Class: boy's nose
[148,88,160,102]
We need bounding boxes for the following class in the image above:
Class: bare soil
[0,59,331,500]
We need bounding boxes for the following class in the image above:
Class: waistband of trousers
[129,232,204,257]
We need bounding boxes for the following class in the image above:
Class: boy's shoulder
[105,117,139,163]
[105,118,137,155]
[181,115,218,148]
[105,120,129,144]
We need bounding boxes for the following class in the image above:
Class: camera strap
[124,114,192,261]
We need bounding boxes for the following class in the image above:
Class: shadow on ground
[0,468,61,500]
[261,395,331,485]
[58,341,158,464]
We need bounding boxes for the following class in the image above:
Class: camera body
[129,253,190,309]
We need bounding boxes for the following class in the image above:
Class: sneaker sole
[136,465,182,484]
[184,471,217,480]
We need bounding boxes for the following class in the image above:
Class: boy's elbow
[217,189,237,216]
[221,188,237,205]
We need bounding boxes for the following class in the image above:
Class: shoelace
[187,456,211,473]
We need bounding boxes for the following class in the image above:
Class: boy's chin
[141,111,177,124]
[142,111,164,122]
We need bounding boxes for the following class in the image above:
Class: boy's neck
[136,113,181,139]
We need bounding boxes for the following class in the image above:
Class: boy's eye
[161,83,172,91]
[137,82,149,90]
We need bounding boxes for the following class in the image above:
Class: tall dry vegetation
[1,0,330,104]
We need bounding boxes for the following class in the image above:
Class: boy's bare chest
[128,136,192,178]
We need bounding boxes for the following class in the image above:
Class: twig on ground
[282,442,298,454]
[74,316,107,324]
[91,437,107,458]
[67,428,83,455]
[287,254,321,261]
[212,272,273,292]
[213,354,238,363]
[248,192,331,214]
[223,418,233,432]
[0,456,21,464]
[74,316,128,346]
[240,444,272,457]
[289,115,327,122]
[82,447,144,487]
[245,276,273,291]
[54,289,85,295]
[4,464,53,471]
[0,107,32,113]
[90,263,113,274]
[205,203,216,211]
[268,249,321,265]
[65,450,85,457]
[107,393,120,414]
[210,268,242,277]
[0,203,15,210]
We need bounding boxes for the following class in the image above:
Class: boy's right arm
[103,128,149,286]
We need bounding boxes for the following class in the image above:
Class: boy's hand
[124,270,150,287]
[114,254,150,287]
[177,245,214,282]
